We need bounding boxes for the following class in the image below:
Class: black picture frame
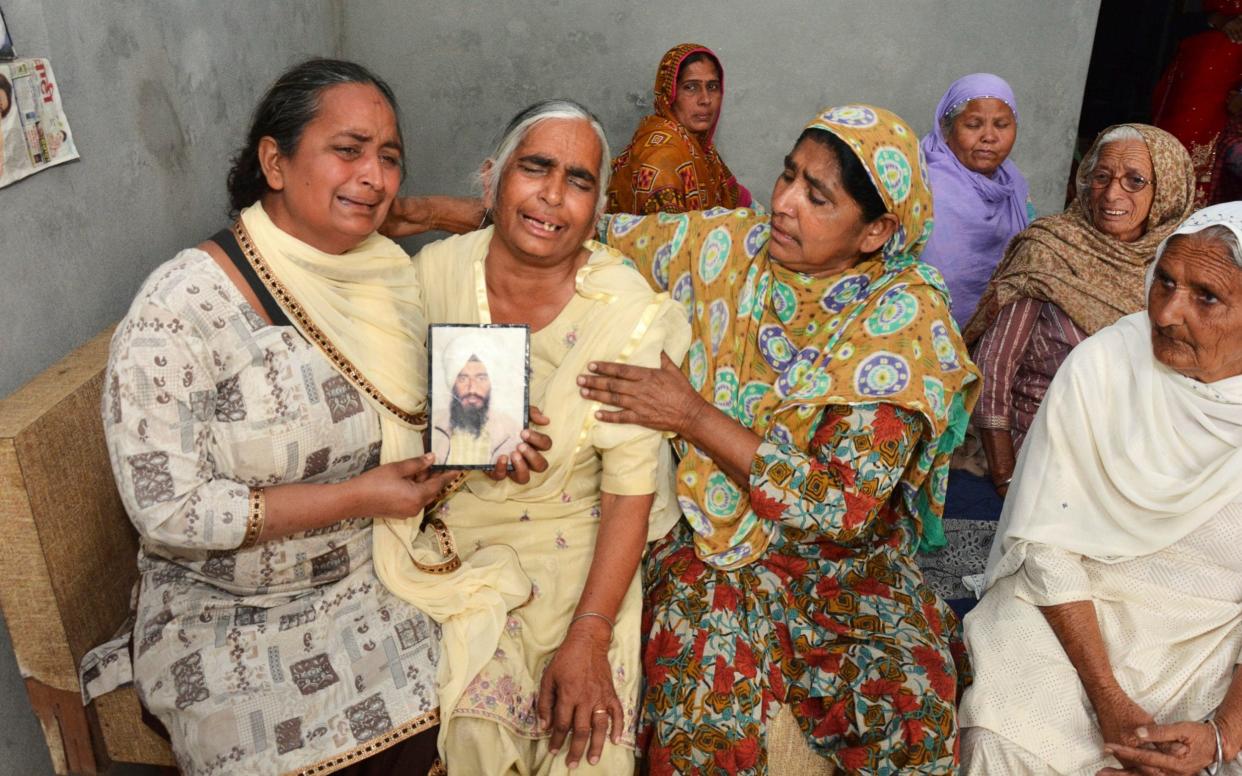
[427,323,531,470]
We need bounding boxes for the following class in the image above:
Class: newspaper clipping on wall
[0,58,79,189]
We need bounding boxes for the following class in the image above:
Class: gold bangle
[240,487,266,548]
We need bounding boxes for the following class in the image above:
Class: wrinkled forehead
[508,118,602,170]
[1160,230,1242,276]
[1094,139,1153,173]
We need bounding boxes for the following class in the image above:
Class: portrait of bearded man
[431,333,523,467]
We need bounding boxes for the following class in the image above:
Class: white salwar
[961,504,1242,775]
[960,202,1242,776]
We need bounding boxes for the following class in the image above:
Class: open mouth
[522,214,563,234]
[770,223,797,246]
[337,195,379,210]
[1101,208,1128,217]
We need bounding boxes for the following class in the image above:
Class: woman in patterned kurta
[584,106,981,774]
[79,60,477,776]
[606,43,750,214]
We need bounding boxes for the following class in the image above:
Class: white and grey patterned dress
[87,249,440,776]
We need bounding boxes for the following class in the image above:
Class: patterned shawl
[606,43,748,214]
[609,105,981,569]
[962,123,1195,345]
[919,73,1031,329]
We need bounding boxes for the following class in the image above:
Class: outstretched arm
[380,195,486,238]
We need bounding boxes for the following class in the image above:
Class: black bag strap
[210,226,291,328]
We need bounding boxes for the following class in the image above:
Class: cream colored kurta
[960,502,1242,775]
[80,250,440,776]
[411,229,690,775]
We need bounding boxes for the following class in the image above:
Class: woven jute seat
[768,704,837,775]
[0,327,175,774]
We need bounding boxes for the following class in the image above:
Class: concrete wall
[0,2,340,773]
[345,1,1100,222]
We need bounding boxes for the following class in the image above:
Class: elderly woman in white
[959,201,1242,776]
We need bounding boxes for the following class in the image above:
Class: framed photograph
[428,323,530,470]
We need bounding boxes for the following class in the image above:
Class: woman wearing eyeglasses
[961,125,1194,497]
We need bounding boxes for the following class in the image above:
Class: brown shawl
[962,123,1194,344]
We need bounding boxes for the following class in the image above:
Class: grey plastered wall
[0,2,340,773]
[345,0,1100,222]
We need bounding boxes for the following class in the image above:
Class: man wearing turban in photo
[432,334,522,466]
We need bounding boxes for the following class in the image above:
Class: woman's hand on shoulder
[351,453,459,518]
[485,406,552,484]
[380,196,487,238]
[577,352,705,435]
[537,616,623,769]
[379,197,433,238]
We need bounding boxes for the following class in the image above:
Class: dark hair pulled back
[0,74,12,119]
[796,127,887,222]
[678,50,721,82]
[225,58,403,216]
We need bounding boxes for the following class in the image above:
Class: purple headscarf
[920,73,1031,328]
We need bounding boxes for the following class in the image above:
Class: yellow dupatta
[373,227,689,759]
[413,228,689,516]
[238,204,540,757]
[237,203,426,457]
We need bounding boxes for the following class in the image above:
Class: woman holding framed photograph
[87,59,463,776]
[375,100,690,775]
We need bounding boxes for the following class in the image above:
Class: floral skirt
[639,522,967,775]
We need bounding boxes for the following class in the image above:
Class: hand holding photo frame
[428,324,530,470]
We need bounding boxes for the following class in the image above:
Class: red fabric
[1153,27,1242,205]
[1209,116,1242,204]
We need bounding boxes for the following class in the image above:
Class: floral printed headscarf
[670,105,980,568]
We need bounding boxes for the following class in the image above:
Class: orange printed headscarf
[606,43,748,214]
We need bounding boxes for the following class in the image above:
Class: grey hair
[939,102,966,133]
[480,99,612,216]
[1077,125,1146,204]
[938,95,1013,133]
[1146,224,1242,297]
[1174,225,1242,268]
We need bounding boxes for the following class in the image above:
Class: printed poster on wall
[0,58,78,189]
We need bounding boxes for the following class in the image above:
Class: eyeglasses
[1086,169,1151,193]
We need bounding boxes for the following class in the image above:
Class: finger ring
[593,708,609,715]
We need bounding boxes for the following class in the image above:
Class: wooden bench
[0,327,175,774]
